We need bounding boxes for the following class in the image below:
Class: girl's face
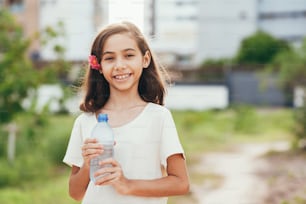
[100,33,150,94]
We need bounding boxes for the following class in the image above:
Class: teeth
[114,74,130,80]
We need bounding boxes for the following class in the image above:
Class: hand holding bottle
[94,157,130,195]
[81,138,103,168]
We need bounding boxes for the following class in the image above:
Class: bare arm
[68,165,90,201]
[68,138,103,201]
[95,153,190,197]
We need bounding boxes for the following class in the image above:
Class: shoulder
[147,103,171,113]
[145,103,174,119]
[74,112,95,124]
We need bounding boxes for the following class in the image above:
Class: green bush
[235,30,290,65]
[0,153,51,188]
[0,130,7,158]
[43,114,74,165]
[0,160,19,187]
[0,109,294,189]
[0,113,74,187]
[292,92,306,148]
[46,133,70,165]
[233,105,258,134]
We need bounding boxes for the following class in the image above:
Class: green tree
[0,9,72,185]
[37,21,73,114]
[268,39,306,87]
[235,30,291,65]
[267,38,306,147]
[0,9,40,123]
[0,9,71,124]
[40,21,71,83]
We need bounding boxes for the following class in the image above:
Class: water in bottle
[90,113,114,183]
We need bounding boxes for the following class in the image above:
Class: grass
[173,107,294,156]
[0,107,295,204]
[0,168,79,204]
[171,107,294,204]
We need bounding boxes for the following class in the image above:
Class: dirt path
[191,141,289,204]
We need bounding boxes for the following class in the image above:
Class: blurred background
[0,0,306,203]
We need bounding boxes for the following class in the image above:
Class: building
[149,0,198,67]
[196,0,258,64]
[4,0,306,67]
[39,0,108,61]
[2,0,109,61]
[195,0,306,65]
[3,0,198,66]
[1,0,40,60]
[258,0,306,47]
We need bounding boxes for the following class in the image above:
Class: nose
[114,57,126,70]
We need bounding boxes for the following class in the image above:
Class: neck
[104,90,146,111]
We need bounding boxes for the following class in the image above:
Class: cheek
[101,63,112,73]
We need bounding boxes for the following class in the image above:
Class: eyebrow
[102,48,136,55]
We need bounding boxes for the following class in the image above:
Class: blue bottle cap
[97,113,108,122]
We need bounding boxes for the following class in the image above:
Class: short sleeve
[160,108,184,168]
[63,116,84,167]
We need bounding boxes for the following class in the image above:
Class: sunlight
[108,0,145,31]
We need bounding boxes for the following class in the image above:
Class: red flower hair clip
[88,55,101,70]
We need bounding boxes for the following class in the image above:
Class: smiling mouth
[113,73,131,80]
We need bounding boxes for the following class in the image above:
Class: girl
[63,21,189,204]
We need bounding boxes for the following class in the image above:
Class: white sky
[108,0,145,31]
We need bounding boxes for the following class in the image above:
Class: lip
[112,73,132,81]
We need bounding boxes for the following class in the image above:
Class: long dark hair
[80,21,169,113]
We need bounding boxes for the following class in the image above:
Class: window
[281,35,304,43]
[8,0,24,13]
[176,0,197,6]
[259,11,306,19]
[176,15,197,21]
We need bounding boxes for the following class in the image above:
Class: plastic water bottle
[90,113,114,183]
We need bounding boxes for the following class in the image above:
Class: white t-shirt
[63,103,184,204]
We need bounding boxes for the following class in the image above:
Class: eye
[126,54,134,58]
[104,57,114,61]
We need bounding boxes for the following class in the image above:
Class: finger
[94,164,122,178]
[83,148,103,157]
[82,144,103,154]
[84,138,98,144]
[95,171,118,185]
[83,143,103,151]
[95,166,118,175]
[82,139,101,149]
[99,158,119,167]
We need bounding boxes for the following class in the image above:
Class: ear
[143,51,151,68]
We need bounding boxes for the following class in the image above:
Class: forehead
[103,33,139,52]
